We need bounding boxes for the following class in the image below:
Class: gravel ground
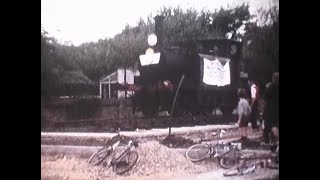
[41,141,217,180]
[41,141,278,180]
[178,168,279,180]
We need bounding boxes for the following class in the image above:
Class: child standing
[237,88,251,140]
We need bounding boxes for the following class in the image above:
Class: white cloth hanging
[202,58,231,86]
[221,61,230,86]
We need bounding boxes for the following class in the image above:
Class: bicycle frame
[237,154,273,172]
[206,141,238,159]
[212,142,242,158]
[112,142,134,165]
[209,130,238,158]
[223,153,272,177]
[104,140,135,166]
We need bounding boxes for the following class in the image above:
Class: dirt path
[41,141,217,180]
[179,168,279,180]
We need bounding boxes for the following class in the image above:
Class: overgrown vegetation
[41,4,279,98]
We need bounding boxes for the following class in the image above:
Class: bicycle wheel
[113,151,139,175]
[185,144,211,162]
[223,166,241,176]
[241,164,256,175]
[88,147,111,166]
[223,164,256,176]
[220,150,245,169]
[266,163,279,169]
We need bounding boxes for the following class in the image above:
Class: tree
[242,5,279,84]
[41,30,64,97]
[158,4,251,44]
[41,29,96,98]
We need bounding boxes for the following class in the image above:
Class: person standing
[248,79,260,130]
[236,88,251,140]
[263,72,279,144]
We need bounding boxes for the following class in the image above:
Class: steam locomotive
[128,39,245,121]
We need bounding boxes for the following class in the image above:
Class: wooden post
[99,81,102,99]
[108,77,111,99]
[124,68,127,99]
[169,74,185,135]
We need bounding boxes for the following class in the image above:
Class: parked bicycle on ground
[88,138,139,174]
[221,141,279,171]
[185,129,253,169]
[223,142,279,176]
[223,149,279,177]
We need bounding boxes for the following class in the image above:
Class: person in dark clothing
[248,79,260,129]
[263,72,279,144]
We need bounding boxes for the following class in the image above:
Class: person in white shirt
[237,88,251,140]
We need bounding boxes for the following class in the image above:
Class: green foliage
[242,5,279,83]
[41,31,63,96]
[41,31,97,97]
[159,4,250,43]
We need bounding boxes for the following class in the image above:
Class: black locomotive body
[134,39,243,120]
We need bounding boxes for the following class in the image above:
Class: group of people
[236,72,279,145]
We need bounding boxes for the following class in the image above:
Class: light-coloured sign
[117,69,135,84]
[139,53,161,66]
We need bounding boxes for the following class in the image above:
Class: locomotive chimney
[154,15,165,50]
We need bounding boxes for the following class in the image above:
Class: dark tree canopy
[41,4,279,97]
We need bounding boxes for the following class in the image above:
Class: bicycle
[88,139,139,174]
[218,143,250,169]
[223,158,261,176]
[223,143,279,176]
[185,129,251,169]
[221,141,279,171]
[223,151,278,176]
